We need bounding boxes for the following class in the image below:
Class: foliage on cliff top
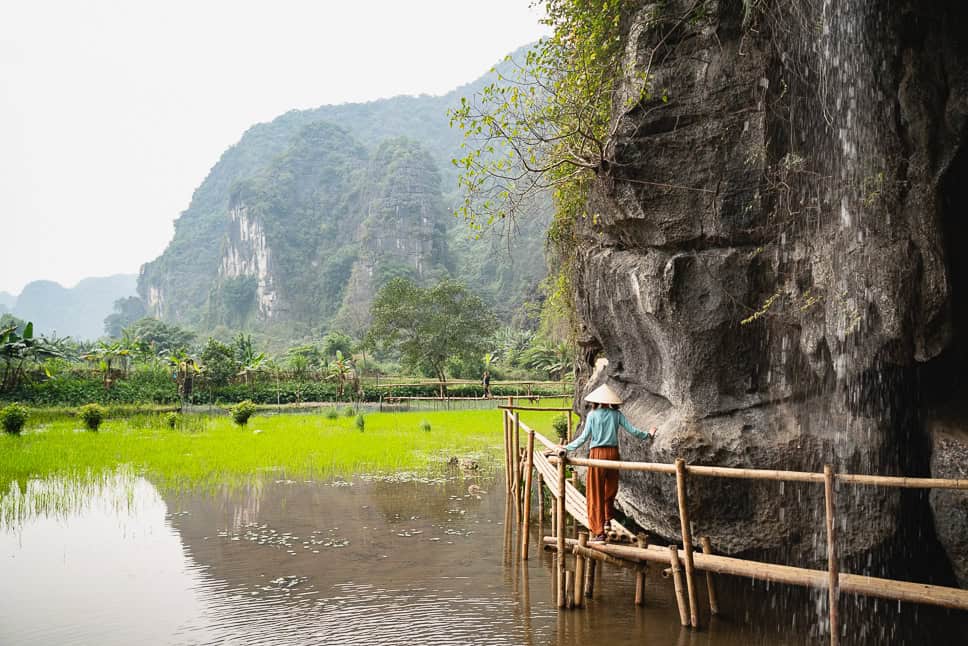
[449,0,625,228]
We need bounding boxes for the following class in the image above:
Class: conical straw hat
[584,383,623,405]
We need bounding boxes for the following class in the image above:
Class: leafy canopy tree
[368,278,498,388]
[200,338,237,387]
[321,331,354,361]
[125,318,196,355]
[104,297,147,338]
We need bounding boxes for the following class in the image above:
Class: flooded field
[1,469,963,645]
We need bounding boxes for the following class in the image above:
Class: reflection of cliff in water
[160,472,506,598]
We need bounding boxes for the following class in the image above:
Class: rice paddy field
[0,404,573,495]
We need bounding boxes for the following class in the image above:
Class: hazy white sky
[0,0,548,295]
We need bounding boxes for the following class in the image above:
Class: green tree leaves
[368,278,498,386]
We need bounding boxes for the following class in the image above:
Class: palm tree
[521,340,574,380]
[234,333,266,385]
[82,341,132,387]
[328,350,354,401]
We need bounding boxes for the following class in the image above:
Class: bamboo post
[574,532,588,608]
[513,413,522,522]
[668,544,690,626]
[635,534,648,606]
[824,464,840,646]
[567,412,573,441]
[585,559,597,597]
[521,430,535,560]
[565,571,575,609]
[675,458,700,628]
[537,473,544,519]
[700,537,719,615]
[504,411,511,497]
[556,453,567,608]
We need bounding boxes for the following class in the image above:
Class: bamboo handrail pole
[521,431,535,560]
[824,465,840,646]
[668,545,690,627]
[498,406,574,413]
[531,430,559,451]
[676,458,700,628]
[700,537,719,615]
[556,455,567,608]
[688,464,825,483]
[567,413,574,441]
[513,413,522,522]
[543,537,968,611]
[635,534,648,606]
[573,532,588,608]
[547,456,968,488]
[836,473,968,489]
[549,455,676,473]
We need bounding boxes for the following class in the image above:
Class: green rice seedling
[343,406,356,417]
[231,400,257,427]
[1,403,28,435]
[355,413,365,432]
[78,403,107,431]
[325,407,338,420]
[165,412,179,429]
[420,419,431,433]
[552,414,569,442]
[0,409,511,491]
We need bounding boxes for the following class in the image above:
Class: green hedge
[1,375,565,406]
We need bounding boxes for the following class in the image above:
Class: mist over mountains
[9,46,547,342]
[1,275,137,340]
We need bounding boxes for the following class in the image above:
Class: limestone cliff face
[191,128,452,334]
[335,139,451,335]
[219,203,277,319]
[574,0,968,581]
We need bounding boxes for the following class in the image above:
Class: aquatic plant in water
[78,403,106,431]
[231,400,257,426]
[1,403,28,435]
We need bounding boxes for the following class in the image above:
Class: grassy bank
[0,407,570,493]
[3,372,569,406]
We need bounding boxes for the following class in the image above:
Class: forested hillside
[139,47,549,338]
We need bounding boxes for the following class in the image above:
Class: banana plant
[0,322,67,391]
[328,350,354,401]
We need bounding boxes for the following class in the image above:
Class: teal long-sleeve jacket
[564,407,652,452]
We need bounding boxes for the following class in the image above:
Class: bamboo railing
[501,409,968,644]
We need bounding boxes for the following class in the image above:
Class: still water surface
[0,470,961,645]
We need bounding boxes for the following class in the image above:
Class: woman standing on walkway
[557,384,656,541]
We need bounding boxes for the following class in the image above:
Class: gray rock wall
[573,0,968,578]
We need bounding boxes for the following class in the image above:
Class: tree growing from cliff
[368,278,497,392]
[449,0,626,228]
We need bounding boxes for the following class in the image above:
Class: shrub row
[2,376,567,407]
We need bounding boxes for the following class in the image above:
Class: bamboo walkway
[500,406,968,645]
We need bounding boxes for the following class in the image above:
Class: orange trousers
[587,446,620,535]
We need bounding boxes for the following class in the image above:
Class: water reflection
[1,473,962,645]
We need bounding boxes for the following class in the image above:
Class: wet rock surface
[572,0,968,576]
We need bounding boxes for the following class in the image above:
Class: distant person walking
[556,384,656,541]
[482,370,491,399]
